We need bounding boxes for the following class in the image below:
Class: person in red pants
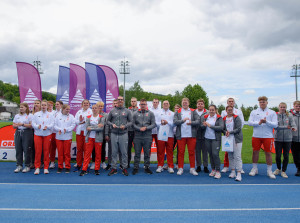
[156,100,175,174]
[80,104,105,176]
[174,98,200,176]
[54,104,75,173]
[32,100,54,175]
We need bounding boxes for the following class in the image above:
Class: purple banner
[16,62,42,111]
[56,66,70,104]
[99,65,119,112]
[85,62,106,111]
[69,63,86,116]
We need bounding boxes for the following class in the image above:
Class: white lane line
[0,208,299,212]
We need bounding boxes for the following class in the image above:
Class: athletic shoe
[177,168,184,175]
[108,168,117,176]
[14,165,22,173]
[57,168,63,173]
[65,169,70,174]
[90,162,95,170]
[229,171,236,178]
[144,167,153,174]
[122,169,129,176]
[163,164,168,170]
[49,162,55,169]
[168,168,174,174]
[73,163,78,168]
[95,170,100,175]
[204,167,209,173]
[79,170,86,176]
[235,172,242,182]
[241,169,245,174]
[190,168,198,176]
[221,167,229,173]
[73,166,81,172]
[156,166,164,173]
[34,168,40,175]
[267,171,276,179]
[281,171,288,178]
[105,164,111,171]
[102,162,107,169]
[249,168,258,176]
[209,170,216,177]
[132,168,139,175]
[196,166,201,172]
[44,169,49,174]
[22,167,30,173]
[273,169,281,175]
[295,169,300,176]
[214,171,221,179]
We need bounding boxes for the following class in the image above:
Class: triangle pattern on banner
[23,88,39,103]
[106,90,115,104]
[70,89,84,104]
[89,89,102,104]
[59,90,69,104]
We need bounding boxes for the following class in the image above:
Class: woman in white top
[47,101,57,169]
[54,104,76,173]
[13,103,34,173]
[30,99,41,168]
[74,99,92,171]
[32,100,55,175]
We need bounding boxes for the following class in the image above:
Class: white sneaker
[214,171,221,179]
[163,164,168,170]
[22,167,30,173]
[209,170,216,177]
[221,167,229,173]
[177,168,184,175]
[235,172,242,181]
[273,169,281,175]
[281,171,288,178]
[49,162,55,169]
[168,167,174,174]
[249,168,258,176]
[190,168,198,176]
[241,169,245,174]
[90,162,95,170]
[44,169,49,174]
[229,171,236,178]
[14,165,23,173]
[74,163,78,168]
[267,171,276,179]
[102,162,107,169]
[34,168,40,175]
[156,166,164,173]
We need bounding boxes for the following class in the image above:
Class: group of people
[12,95,300,181]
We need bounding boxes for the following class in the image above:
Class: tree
[218,104,225,115]
[181,84,209,109]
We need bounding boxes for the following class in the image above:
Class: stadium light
[119,58,130,102]
[290,64,300,100]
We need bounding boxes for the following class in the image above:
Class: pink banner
[99,65,119,113]
[16,62,42,111]
[69,63,86,116]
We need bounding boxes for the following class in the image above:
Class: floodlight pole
[291,64,300,101]
[33,57,43,74]
[119,58,130,102]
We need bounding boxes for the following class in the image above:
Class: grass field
[0,121,294,164]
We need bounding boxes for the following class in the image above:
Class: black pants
[275,141,291,172]
[291,141,300,170]
[14,129,33,167]
[127,131,135,166]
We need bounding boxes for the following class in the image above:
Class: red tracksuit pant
[49,133,57,162]
[34,135,51,169]
[177,137,196,169]
[76,131,85,168]
[157,138,174,168]
[224,152,229,167]
[56,139,72,169]
[82,138,102,171]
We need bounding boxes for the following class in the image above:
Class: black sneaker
[108,168,117,176]
[295,169,300,176]
[65,169,70,174]
[122,169,129,176]
[132,168,139,175]
[105,164,111,171]
[73,166,81,172]
[204,167,209,173]
[79,170,86,176]
[196,166,201,172]
[95,170,100,175]
[144,167,153,174]
[57,168,63,173]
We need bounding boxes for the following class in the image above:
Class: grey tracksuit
[132,109,156,169]
[107,106,133,169]
[85,115,105,143]
[195,109,208,168]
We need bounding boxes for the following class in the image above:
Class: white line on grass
[0,208,299,212]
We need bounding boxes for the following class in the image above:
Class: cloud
[244,89,256,95]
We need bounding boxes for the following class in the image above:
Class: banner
[85,62,106,111]
[99,65,119,113]
[56,66,70,104]
[69,63,86,116]
[16,62,42,111]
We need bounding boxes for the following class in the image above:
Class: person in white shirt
[156,100,175,174]
[248,96,278,179]
[74,99,92,171]
[31,100,55,175]
[30,99,41,169]
[54,104,75,173]
[13,103,34,173]
[150,98,162,156]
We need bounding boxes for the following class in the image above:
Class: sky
[1,0,300,108]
